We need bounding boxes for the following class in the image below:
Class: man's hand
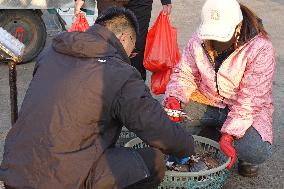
[164,97,183,122]
[168,155,190,165]
[219,133,237,170]
[74,0,84,17]
[162,4,172,15]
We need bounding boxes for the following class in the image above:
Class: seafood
[166,152,220,172]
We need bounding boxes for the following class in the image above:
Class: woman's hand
[164,97,183,122]
[219,133,236,170]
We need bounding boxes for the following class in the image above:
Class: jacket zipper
[201,43,221,96]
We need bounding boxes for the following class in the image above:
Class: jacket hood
[52,24,130,64]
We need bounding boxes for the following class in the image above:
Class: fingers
[74,0,84,16]
[164,109,184,122]
[162,4,172,15]
[168,115,180,123]
[219,140,237,170]
[227,155,236,170]
[74,10,81,17]
[129,52,138,58]
[224,148,236,170]
[167,4,172,15]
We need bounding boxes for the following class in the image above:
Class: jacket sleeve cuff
[221,118,253,139]
[161,0,171,5]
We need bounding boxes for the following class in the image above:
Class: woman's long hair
[239,3,268,42]
[204,3,268,62]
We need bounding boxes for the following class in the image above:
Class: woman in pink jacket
[164,0,276,177]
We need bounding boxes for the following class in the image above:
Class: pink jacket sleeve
[221,40,276,138]
[165,39,200,104]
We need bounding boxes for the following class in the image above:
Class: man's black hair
[95,7,139,35]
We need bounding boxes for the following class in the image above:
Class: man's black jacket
[0,25,193,189]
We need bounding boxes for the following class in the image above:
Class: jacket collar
[86,25,131,64]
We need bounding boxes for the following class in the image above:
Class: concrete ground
[0,0,284,188]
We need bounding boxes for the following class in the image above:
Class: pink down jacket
[165,33,276,143]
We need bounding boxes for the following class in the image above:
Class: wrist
[75,1,84,9]
[221,133,234,143]
[168,96,180,103]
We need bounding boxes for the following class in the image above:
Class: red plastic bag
[144,11,180,72]
[151,69,172,95]
[144,11,180,95]
[68,13,90,32]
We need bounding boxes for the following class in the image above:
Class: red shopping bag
[151,69,172,95]
[68,13,90,32]
[144,11,180,72]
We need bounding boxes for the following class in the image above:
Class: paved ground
[0,0,284,188]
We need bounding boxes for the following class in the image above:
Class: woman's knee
[236,143,272,164]
[234,127,272,164]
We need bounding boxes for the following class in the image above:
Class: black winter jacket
[0,25,193,189]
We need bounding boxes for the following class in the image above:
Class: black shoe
[238,160,259,177]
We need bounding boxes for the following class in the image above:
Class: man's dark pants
[4,147,166,189]
[83,147,165,189]
[97,0,153,81]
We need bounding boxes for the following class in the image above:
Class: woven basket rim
[125,135,231,177]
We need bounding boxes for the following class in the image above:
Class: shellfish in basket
[166,150,220,172]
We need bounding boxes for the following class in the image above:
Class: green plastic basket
[125,135,230,189]
[116,127,137,146]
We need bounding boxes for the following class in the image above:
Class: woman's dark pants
[181,101,272,165]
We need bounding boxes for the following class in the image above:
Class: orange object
[164,97,182,122]
[68,13,90,32]
[144,11,180,95]
[144,11,180,72]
